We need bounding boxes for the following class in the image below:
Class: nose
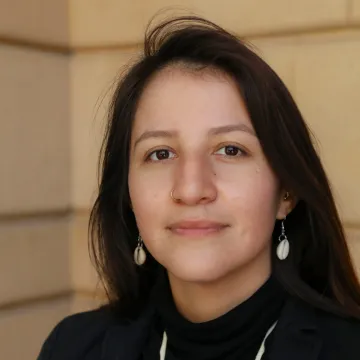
[171,155,217,206]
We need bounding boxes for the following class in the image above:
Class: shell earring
[277,218,290,260]
[134,235,146,266]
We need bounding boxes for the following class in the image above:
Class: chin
[166,257,234,284]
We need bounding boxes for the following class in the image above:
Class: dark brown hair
[89,16,360,318]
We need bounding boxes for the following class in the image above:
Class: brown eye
[225,146,240,156]
[215,145,245,157]
[148,149,176,161]
[156,150,169,160]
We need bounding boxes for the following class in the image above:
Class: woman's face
[129,67,289,283]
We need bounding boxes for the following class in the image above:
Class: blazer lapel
[266,298,323,360]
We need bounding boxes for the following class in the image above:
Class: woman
[38,16,360,360]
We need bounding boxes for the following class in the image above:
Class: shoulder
[37,306,122,360]
[277,297,360,360]
[314,307,360,359]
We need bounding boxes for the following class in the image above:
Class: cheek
[217,161,280,228]
[219,166,279,269]
[128,168,169,238]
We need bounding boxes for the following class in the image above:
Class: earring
[277,217,290,260]
[134,235,146,266]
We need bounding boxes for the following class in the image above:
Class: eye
[147,149,176,162]
[215,145,246,157]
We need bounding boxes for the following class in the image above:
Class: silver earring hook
[137,235,142,246]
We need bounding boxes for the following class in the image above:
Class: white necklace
[159,321,277,360]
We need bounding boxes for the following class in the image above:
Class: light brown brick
[0,296,72,360]
[251,38,295,92]
[0,293,100,360]
[0,44,71,214]
[70,212,100,291]
[294,38,360,223]
[351,0,360,21]
[0,0,69,45]
[0,211,106,306]
[70,0,348,47]
[70,49,136,209]
[0,217,71,305]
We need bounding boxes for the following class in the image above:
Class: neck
[167,250,272,323]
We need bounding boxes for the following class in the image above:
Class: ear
[276,190,297,220]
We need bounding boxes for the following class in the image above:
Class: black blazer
[37,297,360,360]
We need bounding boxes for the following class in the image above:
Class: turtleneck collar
[143,269,286,360]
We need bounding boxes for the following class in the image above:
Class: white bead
[277,239,289,260]
[134,246,146,265]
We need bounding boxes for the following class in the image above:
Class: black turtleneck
[142,270,285,360]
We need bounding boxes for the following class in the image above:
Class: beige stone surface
[0,0,350,47]
[0,0,69,45]
[0,296,72,360]
[70,49,136,209]
[0,211,104,306]
[0,44,71,214]
[70,212,100,291]
[351,0,360,21]
[0,293,99,360]
[70,0,348,47]
[0,217,71,305]
[293,38,360,223]
[0,210,104,306]
[251,38,295,92]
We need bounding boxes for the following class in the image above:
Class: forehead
[133,66,252,132]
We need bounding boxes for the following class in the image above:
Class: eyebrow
[209,124,256,137]
[133,123,257,148]
[134,130,176,148]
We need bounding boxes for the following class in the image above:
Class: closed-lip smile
[168,220,229,236]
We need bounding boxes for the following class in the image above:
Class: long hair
[89,16,360,319]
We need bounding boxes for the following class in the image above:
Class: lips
[168,220,229,236]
